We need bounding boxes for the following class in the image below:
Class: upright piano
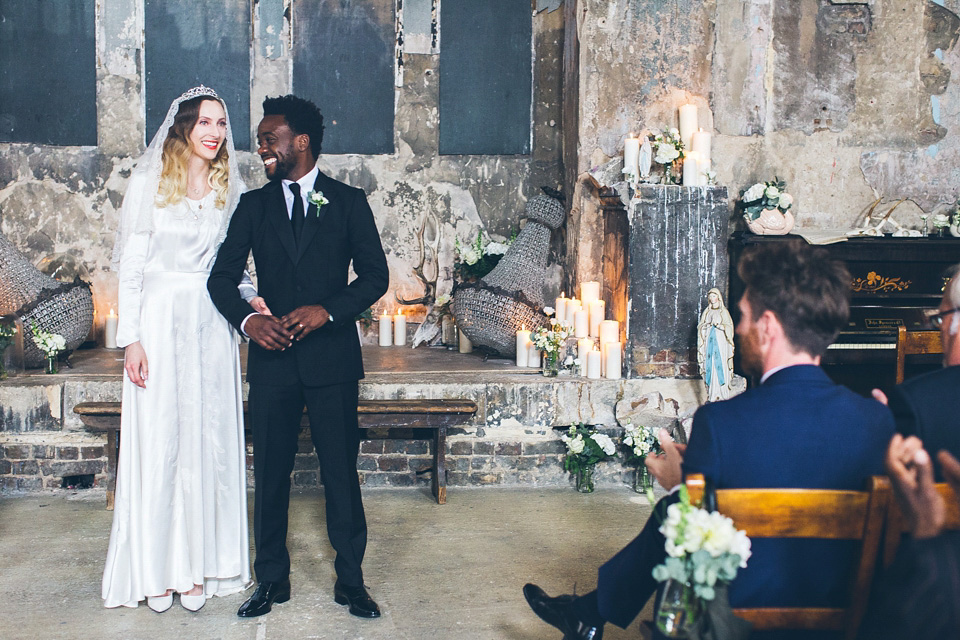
[729,233,960,396]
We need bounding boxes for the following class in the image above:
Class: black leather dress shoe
[237,579,291,618]
[523,583,604,640]
[334,579,381,618]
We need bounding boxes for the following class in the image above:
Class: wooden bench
[74,399,478,509]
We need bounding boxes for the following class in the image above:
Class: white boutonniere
[307,190,329,215]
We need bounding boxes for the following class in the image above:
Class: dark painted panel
[145,0,251,149]
[439,0,532,155]
[293,0,395,155]
[0,0,97,145]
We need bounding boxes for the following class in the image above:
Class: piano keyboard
[827,342,897,350]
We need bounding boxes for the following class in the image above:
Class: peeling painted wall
[0,0,564,338]
[570,0,960,283]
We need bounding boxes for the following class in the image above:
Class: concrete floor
[0,485,656,640]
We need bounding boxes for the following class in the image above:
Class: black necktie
[289,182,305,244]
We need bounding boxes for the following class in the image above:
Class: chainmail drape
[0,231,93,367]
[452,194,565,356]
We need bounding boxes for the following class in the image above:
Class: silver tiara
[179,85,219,101]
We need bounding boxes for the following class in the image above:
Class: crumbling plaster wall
[0,0,564,338]
[569,0,960,284]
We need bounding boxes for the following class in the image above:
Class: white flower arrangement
[560,423,617,474]
[454,232,513,281]
[532,320,571,354]
[652,128,684,165]
[307,189,329,214]
[740,178,793,221]
[653,486,752,602]
[622,422,661,462]
[30,324,66,357]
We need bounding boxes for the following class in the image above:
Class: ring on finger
[298,323,304,330]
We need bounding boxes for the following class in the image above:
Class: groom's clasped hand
[245,304,331,350]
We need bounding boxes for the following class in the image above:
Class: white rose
[568,435,585,454]
[461,246,480,265]
[764,185,780,199]
[778,193,793,209]
[743,183,765,202]
[668,127,680,136]
[543,306,554,317]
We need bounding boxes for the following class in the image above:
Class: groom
[208,95,388,618]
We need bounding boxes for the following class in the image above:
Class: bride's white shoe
[147,593,173,613]
[180,589,206,612]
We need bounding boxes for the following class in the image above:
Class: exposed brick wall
[0,442,105,491]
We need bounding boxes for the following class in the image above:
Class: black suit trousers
[249,380,367,587]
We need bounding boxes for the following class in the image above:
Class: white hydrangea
[743,183,765,202]
[485,241,509,256]
[655,144,680,164]
[591,433,616,456]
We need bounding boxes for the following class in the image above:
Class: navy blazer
[888,365,960,481]
[208,171,388,387]
[682,365,894,610]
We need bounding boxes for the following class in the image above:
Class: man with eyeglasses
[880,264,960,481]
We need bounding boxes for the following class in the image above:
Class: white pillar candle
[458,328,473,353]
[574,309,589,338]
[577,338,593,375]
[394,310,407,346]
[378,312,393,346]
[679,103,698,150]
[516,329,531,367]
[603,341,622,380]
[588,300,605,338]
[105,309,118,349]
[586,349,602,379]
[554,293,567,324]
[683,152,699,186]
[691,129,711,177]
[580,281,600,306]
[527,342,541,368]
[599,320,619,347]
[623,134,640,177]
[565,298,581,327]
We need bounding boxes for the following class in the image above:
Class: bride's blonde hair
[156,95,230,209]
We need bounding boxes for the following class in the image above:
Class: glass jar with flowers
[30,323,66,374]
[560,423,617,493]
[621,421,662,502]
[653,485,752,637]
[532,319,571,377]
[651,129,685,185]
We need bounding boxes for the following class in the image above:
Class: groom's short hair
[738,239,851,358]
[263,95,325,160]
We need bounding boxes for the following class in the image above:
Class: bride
[102,86,263,612]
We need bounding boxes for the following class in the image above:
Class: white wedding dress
[102,185,251,608]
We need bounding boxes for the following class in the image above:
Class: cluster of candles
[623,103,712,186]
[378,309,408,347]
[515,281,622,379]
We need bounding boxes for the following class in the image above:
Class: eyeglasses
[925,307,960,329]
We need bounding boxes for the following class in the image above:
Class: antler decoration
[396,211,440,306]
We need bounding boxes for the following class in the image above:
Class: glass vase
[575,465,595,493]
[542,350,559,377]
[656,579,701,637]
[633,464,653,494]
[45,354,57,375]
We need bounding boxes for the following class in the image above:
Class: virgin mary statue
[697,288,734,402]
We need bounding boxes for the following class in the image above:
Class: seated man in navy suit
[524,239,894,640]
[882,263,960,480]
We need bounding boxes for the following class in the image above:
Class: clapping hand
[645,428,687,491]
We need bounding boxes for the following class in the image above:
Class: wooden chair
[895,326,942,384]
[685,474,891,640]
[881,481,960,568]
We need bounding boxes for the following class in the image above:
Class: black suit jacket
[888,365,960,481]
[208,171,388,387]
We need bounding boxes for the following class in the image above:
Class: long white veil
[111,85,245,271]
